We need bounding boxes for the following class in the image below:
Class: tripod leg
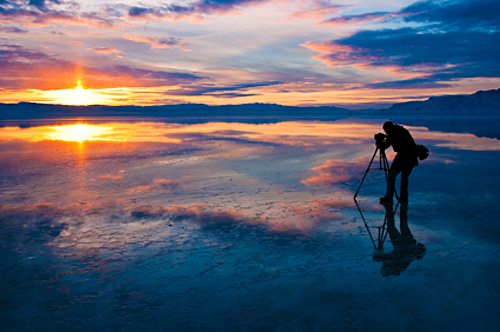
[354,199,377,249]
[354,148,379,199]
[381,150,390,179]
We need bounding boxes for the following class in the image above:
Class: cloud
[90,47,122,55]
[0,202,67,222]
[267,201,343,233]
[168,81,281,96]
[98,174,124,181]
[301,41,374,68]
[123,34,182,49]
[127,178,182,194]
[304,0,500,88]
[129,201,340,234]
[336,28,500,81]
[127,0,266,19]
[0,0,340,29]
[130,203,253,225]
[108,64,204,87]
[401,0,500,30]
[366,78,452,89]
[302,158,366,186]
[0,24,27,33]
[0,44,203,89]
[322,11,400,26]
[318,197,382,212]
[0,0,114,27]
[289,2,342,20]
[321,0,500,28]
[0,202,68,243]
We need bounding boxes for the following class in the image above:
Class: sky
[0,0,499,107]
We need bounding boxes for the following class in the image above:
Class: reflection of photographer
[374,203,426,276]
[377,121,418,204]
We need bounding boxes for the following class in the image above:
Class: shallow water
[1,119,499,331]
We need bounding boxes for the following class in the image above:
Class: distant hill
[383,89,500,139]
[0,102,351,121]
[387,88,500,116]
[1,88,498,120]
[0,88,499,138]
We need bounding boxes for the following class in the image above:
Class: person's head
[383,121,394,134]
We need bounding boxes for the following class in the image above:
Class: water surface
[1,119,499,331]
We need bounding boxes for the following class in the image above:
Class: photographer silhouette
[377,121,418,204]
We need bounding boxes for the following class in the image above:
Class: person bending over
[377,121,418,204]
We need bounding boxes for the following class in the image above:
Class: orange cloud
[90,47,122,55]
[127,178,182,194]
[302,158,366,186]
[0,44,202,90]
[98,174,124,181]
[301,41,353,54]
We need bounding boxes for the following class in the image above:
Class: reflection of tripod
[354,199,399,251]
[353,146,399,251]
[353,146,397,200]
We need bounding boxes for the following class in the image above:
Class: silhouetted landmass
[387,89,500,115]
[0,102,351,120]
[382,89,500,138]
[1,88,499,138]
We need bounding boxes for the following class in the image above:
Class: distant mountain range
[0,102,351,120]
[1,88,499,138]
[386,88,500,115]
[1,88,499,119]
[382,89,500,139]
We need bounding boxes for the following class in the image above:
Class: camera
[374,132,386,144]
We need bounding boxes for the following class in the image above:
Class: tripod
[353,146,397,200]
[353,145,399,251]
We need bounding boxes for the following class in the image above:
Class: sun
[44,80,102,106]
[73,80,91,105]
[47,124,112,142]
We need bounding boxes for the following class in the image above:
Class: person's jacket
[379,124,418,167]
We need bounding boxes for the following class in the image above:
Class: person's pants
[384,157,414,202]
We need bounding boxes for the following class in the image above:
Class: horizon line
[1,87,498,110]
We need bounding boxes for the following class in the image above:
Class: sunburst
[44,80,102,106]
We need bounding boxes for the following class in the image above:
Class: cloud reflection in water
[0,120,498,259]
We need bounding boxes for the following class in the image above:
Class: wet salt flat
[1,119,499,331]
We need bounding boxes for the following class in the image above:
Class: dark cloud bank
[318,0,500,88]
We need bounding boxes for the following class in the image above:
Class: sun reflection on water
[46,123,113,142]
